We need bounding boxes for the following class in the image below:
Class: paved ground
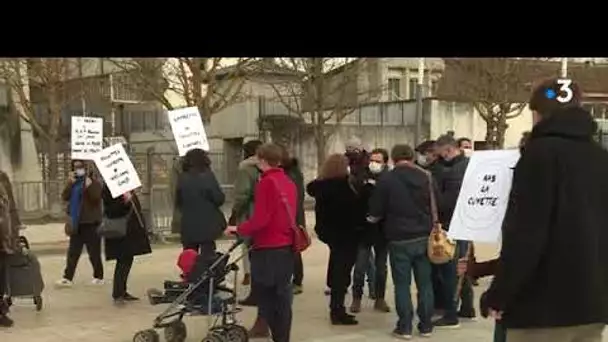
[9,222,608,341]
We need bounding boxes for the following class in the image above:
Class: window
[388,78,401,101]
[430,80,439,97]
[409,78,418,99]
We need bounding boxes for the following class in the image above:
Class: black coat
[102,188,152,261]
[306,176,366,246]
[485,107,608,329]
[282,158,306,227]
[176,170,226,245]
[437,153,469,227]
[368,164,435,242]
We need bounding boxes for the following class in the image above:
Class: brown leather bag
[423,168,456,264]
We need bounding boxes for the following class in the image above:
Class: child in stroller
[135,240,249,342]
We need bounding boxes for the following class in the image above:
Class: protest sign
[167,106,209,156]
[71,116,103,160]
[92,144,141,199]
[447,150,520,243]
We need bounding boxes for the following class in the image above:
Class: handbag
[98,203,136,239]
[422,167,456,264]
[269,178,311,253]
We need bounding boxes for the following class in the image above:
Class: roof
[214,59,304,80]
[436,58,608,103]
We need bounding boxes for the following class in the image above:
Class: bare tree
[0,58,84,179]
[438,58,546,148]
[262,58,382,168]
[107,58,251,122]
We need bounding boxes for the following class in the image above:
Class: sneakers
[458,309,478,321]
[433,317,461,329]
[392,328,412,340]
[91,278,104,285]
[55,278,73,287]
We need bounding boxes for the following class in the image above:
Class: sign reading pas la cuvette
[167,106,210,156]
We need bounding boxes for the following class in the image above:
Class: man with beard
[432,134,474,329]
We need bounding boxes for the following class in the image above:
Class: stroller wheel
[34,296,43,311]
[133,329,160,342]
[201,332,226,342]
[225,325,248,342]
[164,321,187,342]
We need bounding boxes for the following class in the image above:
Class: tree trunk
[314,123,326,172]
[484,117,508,149]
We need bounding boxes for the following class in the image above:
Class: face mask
[417,154,428,166]
[369,162,383,174]
[463,148,473,157]
[75,168,86,177]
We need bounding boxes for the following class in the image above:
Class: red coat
[238,168,296,250]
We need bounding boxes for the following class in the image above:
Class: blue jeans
[388,238,434,334]
[352,246,376,298]
[494,320,506,342]
[435,240,473,321]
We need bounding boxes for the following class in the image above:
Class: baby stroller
[4,236,44,311]
[133,238,249,342]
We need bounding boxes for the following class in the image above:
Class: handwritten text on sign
[71,117,103,160]
[448,150,520,243]
[92,144,142,199]
[167,107,210,156]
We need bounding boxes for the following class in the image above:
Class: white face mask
[75,168,86,177]
[369,162,383,174]
[417,154,428,166]
[463,148,473,157]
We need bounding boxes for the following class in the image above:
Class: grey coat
[175,170,226,245]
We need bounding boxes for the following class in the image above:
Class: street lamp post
[414,58,425,145]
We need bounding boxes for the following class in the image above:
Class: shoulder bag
[98,200,143,239]
[420,166,456,264]
[269,178,311,253]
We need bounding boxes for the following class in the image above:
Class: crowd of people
[1,77,608,342]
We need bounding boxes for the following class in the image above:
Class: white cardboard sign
[71,116,103,160]
[447,150,520,243]
[92,144,141,199]
[167,106,209,156]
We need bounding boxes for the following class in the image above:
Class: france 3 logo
[545,79,574,104]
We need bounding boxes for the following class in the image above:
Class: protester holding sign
[56,160,104,288]
[433,134,474,328]
[102,188,151,303]
[483,78,608,342]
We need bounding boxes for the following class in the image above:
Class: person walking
[483,78,608,342]
[432,134,474,328]
[0,170,24,327]
[307,154,366,325]
[56,160,104,287]
[175,148,226,260]
[102,188,151,303]
[279,146,306,295]
[351,147,391,313]
[225,143,297,342]
[368,144,436,339]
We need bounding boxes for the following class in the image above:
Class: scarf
[69,177,85,228]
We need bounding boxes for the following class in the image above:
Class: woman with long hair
[175,148,226,259]
[306,154,366,325]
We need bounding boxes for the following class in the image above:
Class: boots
[330,310,358,325]
[242,273,251,286]
[374,298,391,312]
[350,297,362,313]
[248,316,270,338]
[0,315,13,328]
